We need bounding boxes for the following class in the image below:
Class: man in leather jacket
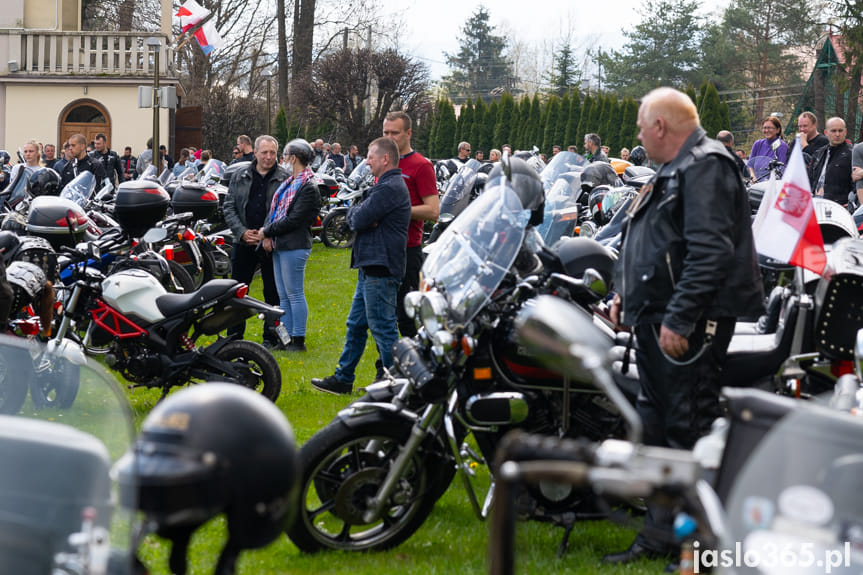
[223,135,288,348]
[606,88,763,565]
[90,133,124,187]
[807,117,854,206]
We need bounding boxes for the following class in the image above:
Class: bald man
[606,87,763,566]
[808,117,854,206]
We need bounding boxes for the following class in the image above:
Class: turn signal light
[473,367,492,380]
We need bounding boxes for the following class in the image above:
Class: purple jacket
[749,137,788,165]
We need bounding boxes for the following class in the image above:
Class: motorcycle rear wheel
[183,244,216,289]
[206,340,281,401]
[288,417,447,552]
[321,208,353,249]
[167,260,195,293]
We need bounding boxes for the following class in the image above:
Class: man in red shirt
[383,110,439,337]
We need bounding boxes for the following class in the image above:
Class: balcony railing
[2,32,176,77]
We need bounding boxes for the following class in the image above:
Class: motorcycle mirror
[581,268,607,298]
[514,295,642,442]
[771,139,781,151]
[142,227,168,244]
[439,213,455,224]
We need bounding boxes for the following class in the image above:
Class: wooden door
[59,101,111,147]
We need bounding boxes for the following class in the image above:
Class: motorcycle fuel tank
[101,269,167,324]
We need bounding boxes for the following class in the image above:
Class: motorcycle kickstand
[557,524,574,558]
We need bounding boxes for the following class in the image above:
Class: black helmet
[0,151,9,165]
[115,384,299,568]
[556,236,616,292]
[0,231,20,266]
[285,138,314,167]
[28,167,61,197]
[580,162,619,195]
[629,145,647,166]
[588,185,612,225]
[488,157,545,226]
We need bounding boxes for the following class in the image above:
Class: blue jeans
[335,270,400,385]
[272,248,311,336]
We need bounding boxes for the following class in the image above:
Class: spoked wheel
[204,340,281,402]
[321,208,353,248]
[288,417,448,552]
[167,260,195,293]
[30,354,80,409]
[0,346,30,414]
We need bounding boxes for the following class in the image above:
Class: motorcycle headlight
[419,292,448,334]
[403,291,422,320]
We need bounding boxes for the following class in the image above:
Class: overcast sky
[386,0,646,81]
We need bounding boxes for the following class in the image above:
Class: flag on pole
[194,20,225,56]
[752,136,826,275]
[176,0,210,33]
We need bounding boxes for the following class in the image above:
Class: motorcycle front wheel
[321,208,353,249]
[288,417,447,552]
[30,355,80,409]
[202,340,281,402]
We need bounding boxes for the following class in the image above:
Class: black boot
[286,335,306,352]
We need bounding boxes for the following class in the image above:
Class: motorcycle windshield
[59,171,96,208]
[537,177,582,245]
[138,164,158,181]
[199,159,226,184]
[439,161,480,219]
[6,164,31,206]
[0,336,136,572]
[422,180,529,325]
[723,403,863,574]
[595,195,634,244]
[540,151,587,192]
[346,160,371,188]
[747,155,784,182]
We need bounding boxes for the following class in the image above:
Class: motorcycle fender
[336,402,419,428]
[200,336,237,356]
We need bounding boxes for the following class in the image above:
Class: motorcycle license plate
[275,324,290,346]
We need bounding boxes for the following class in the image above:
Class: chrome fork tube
[54,283,83,341]
[361,402,445,523]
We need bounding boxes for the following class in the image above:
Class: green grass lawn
[127,244,668,574]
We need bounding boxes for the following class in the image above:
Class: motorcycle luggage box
[115,180,170,237]
[814,238,863,360]
[0,416,111,566]
[25,195,89,251]
[171,182,219,221]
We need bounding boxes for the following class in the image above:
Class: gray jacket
[223,160,289,241]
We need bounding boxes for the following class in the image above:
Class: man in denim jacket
[313,137,411,395]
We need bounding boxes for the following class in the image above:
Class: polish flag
[176,0,210,33]
[752,136,826,275]
[194,20,225,56]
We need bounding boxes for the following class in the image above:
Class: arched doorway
[59,100,111,148]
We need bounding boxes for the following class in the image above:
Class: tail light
[164,245,173,260]
[16,319,41,336]
[831,360,855,377]
[213,236,225,246]
[182,229,196,241]
[235,284,249,298]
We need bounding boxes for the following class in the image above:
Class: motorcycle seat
[155,279,239,317]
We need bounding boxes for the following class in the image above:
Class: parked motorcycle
[319,159,373,249]
[287,164,630,553]
[49,228,285,402]
[491,293,863,575]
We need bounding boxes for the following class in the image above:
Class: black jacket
[617,127,763,336]
[224,160,289,240]
[89,148,124,185]
[262,179,320,251]
[348,168,411,278]
[808,141,854,205]
[59,154,107,190]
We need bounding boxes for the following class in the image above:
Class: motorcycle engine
[106,343,162,383]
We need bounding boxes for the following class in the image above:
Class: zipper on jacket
[665,252,676,290]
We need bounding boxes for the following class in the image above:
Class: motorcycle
[425,158,485,244]
[0,335,139,574]
[287,170,631,553]
[492,293,863,575]
[48,228,285,402]
[319,159,373,249]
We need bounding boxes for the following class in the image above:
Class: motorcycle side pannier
[171,182,220,221]
[25,196,89,250]
[115,180,170,237]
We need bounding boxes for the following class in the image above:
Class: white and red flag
[193,20,224,56]
[176,0,210,33]
[751,136,826,275]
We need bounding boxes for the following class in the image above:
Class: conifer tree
[564,90,581,149]
[494,92,516,151]
[541,95,561,155]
